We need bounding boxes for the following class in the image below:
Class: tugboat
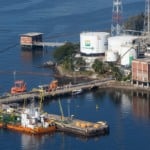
[0,104,56,134]
[7,107,56,134]
[11,80,26,94]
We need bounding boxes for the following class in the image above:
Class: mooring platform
[48,114,109,137]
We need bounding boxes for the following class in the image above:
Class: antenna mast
[111,0,123,36]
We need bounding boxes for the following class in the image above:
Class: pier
[20,32,65,48]
[0,79,111,137]
[0,79,114,104]
[33,42,65,47]
[0,106,109,137]
[48,114,109,137]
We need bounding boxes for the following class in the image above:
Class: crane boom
[58,99,64,120]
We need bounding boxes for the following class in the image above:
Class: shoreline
[54,65,106,84]
[100,81,150,93]
[54,65,150,93]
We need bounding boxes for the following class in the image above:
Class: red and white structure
[111,0,123,36]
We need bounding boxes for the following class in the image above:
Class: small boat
[11,80,26,94]
[42,61,55,68]
[72,89,82,95]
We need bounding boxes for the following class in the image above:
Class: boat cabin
[11,80,26,94]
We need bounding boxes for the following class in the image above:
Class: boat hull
[6,124,56,134]
[72,89,82,95]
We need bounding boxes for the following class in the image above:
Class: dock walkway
[0,79,114,104]
[34,42,65,47]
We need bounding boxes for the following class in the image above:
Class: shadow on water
[21,47,44,63]
[132,91,150,120]
[105,89,150,120]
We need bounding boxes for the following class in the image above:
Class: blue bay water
[0,0,150,150]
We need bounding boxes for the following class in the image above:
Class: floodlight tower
[111,0,123,36]
[144,0,150,35]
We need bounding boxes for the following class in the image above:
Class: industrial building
[78,0,150,73]
[20,32,43,48]
[132,58,150,87]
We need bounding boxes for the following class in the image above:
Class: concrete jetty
[0,79,114,104]
[48,114,109,137]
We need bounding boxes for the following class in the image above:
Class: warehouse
[132,58,150,87]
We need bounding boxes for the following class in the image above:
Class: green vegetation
[61,57,74,71]
[53,44,130,81]
[92,60,125,81]
[124,13,144,32]
[109,63,123,81]
[53,42,79,63]
[92,59,106,74]
[53,42,80,71]
[53,42,86,72]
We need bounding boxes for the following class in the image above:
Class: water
[0,90,150,150]
[0,0,150,150]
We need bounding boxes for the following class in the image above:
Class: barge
[48,114,109,137]
[0,105,109,137]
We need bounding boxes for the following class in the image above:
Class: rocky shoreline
[54,65,150,93]
[54,65,96,84]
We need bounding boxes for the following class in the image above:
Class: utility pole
[111,0,124,36]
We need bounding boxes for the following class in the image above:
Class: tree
[74,57,86,69]
[62,57,74,71]
[53,42,78,63]
[92,59,105,74]
[124,13,144,32]
[109,64,123,81]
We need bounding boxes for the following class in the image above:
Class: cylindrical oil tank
[108,35,138,55]
[105,50,118,62]
[120,45,137,66]
[80,32,110,55]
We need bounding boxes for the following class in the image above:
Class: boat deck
[0,111,109,137]
[48,114,109,137]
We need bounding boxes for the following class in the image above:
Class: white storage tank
[120,45,137,66]
[108,35,138,55]
[80,32,110,55]
[105,50,118,62]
